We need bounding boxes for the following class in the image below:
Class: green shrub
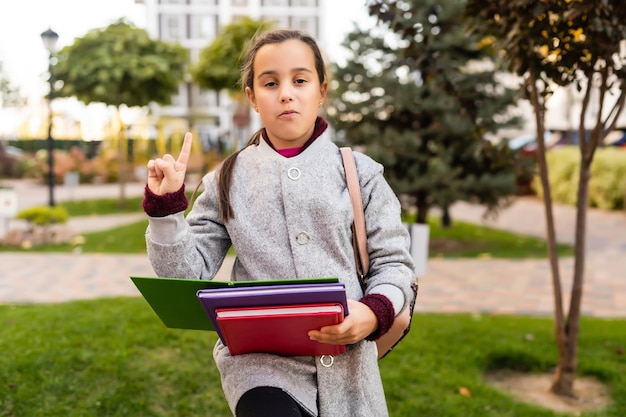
[16,205,69,227]
[590,150,626,210]
[533,146,626,210]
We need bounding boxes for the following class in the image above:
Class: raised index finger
[177,132,193,166]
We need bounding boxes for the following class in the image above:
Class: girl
[142,29,415,417]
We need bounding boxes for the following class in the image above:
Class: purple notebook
[196,282,349,344]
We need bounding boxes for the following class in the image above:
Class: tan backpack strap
[339,147,370,280]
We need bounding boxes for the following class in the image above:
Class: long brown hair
[216,29,328,222]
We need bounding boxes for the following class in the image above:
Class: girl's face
[246,39,328,149]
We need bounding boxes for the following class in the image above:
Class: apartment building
[135,0,327,149]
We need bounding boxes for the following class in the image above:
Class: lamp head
[40,28,59,54]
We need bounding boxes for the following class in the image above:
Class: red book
[196,282,348,342]
[215,303,346,356]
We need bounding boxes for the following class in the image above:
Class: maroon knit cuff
[360,293,395,341]
[142,184,188,217]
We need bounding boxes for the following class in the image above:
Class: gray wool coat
[145,131,415,417]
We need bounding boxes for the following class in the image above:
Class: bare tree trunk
[440,205,452,228]
[527,74,570,394]
[551,159,590,396]
[415,192,429,224]
[552,72,607,396]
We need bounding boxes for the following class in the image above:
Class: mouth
[279,110,298,117]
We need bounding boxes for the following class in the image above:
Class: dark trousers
[235,386,313,417]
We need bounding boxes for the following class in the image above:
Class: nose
[279,85,294,103]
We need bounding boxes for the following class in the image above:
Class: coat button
[295,231,310,245]
[287,167,301,180]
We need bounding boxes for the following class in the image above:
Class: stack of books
[131,276,349,357]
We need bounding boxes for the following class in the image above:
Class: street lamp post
[40,28,59,207]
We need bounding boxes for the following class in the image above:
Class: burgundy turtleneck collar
[262,117,328,157]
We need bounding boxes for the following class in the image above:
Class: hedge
[532,145,626,210]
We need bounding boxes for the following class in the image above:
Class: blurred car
[507,129,626,156]
[603,130,626,147]
[5,145,23,156]
[506,131,561,156]
[0,143,24,177]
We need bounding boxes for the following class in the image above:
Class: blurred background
[1,0,624,217]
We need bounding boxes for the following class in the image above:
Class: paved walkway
[1,179,625,318]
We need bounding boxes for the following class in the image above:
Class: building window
[190,14,218,39]
[161,14,186,41]
[290,15,318,37]
[290,0,318,6]
[171,84,187,108]
[190,0,217,4]
[232,0,248,6]
[262,0,288,6]
[160,0,187,4]
[191,86,218,108]
[262,15,289,28]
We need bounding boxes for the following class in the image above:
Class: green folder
[130,275,339,331]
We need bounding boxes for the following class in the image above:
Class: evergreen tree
[328,0,530,225]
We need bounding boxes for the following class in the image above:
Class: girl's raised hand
[147,132,193,196]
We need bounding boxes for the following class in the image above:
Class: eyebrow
[257,67,314,79]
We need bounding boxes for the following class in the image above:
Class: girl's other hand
[308,299,378,345]
[147,132,193,195]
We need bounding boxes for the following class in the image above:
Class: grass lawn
[1,298,624,416]
[0,197,574,258]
